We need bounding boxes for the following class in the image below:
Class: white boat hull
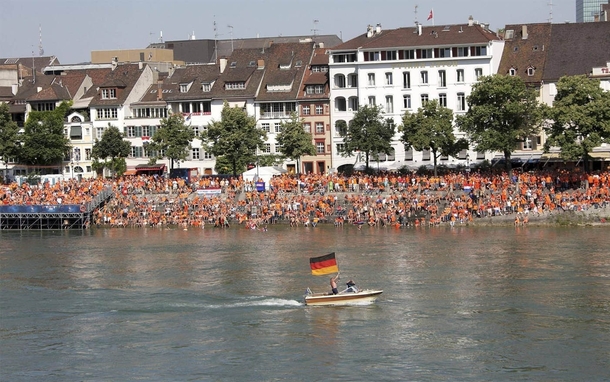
[304,289,383,306]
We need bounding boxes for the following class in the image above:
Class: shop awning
[589,152,610,159]
[135,164,166,172]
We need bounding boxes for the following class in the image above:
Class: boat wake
[207,297,303,309]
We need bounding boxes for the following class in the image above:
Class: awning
[541,153,561,159]
[124,169,137,175]
[70,125,82,138]
[589,152,610,159]
[135,164,166,172]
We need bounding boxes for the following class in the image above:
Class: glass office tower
[576,0,608,22]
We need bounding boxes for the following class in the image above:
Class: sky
[1,0,576,65]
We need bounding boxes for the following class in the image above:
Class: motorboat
[304,285,383,306]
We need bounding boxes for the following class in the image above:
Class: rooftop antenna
[32,46,36,84]
[548,0,554,23]
[38,24,44,56]
[159,31,163,43]
[149,32,154,44]
[312,19,319,36]
[228,24,234,52]
[414,4,419,23]
[213,16,218,62]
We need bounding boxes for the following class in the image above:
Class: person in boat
[330,274,340,295]
[346,279,358,293]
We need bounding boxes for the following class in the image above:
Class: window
[366,51,380,61]
[335,97,347,111]
[385,96,393,113]
[456,69,465,83]
[439,93,447,107]
[456,47,469,57]
[302,105,310,115]
[422,149,431,161]
[96,108,118,120]
[348,97,358,111]
[420,71,428,84]
[180,83,188,93]
[403,94,411,109]
[475,68,483,80]
[305,85,324,94]
[509,68,517,76]
[274,122,282,133]
[384,50,397,60]
[473,46,487,56]
[368,73,375,86]
[101,88,116,99]
[192,148,200,160]
[315,105,323,115]
[457,93,466,111]
[261,122,270,133]
[348,74,358,88]
[403,72,411,89]
[130,146,144,158]
[204,151,213,160]
[303,123,311,133]
[85,148,91,161]
[315,122,324,134]
[438,48,451,58]
[438,70,446,87]
[192,125,200,136]
[335,120,347,135]
[368,96,376,106]
[334,74,346,88]
[385,72,393,85]
[523,136,533,150]
[202,82,211,92]
[527,67,535,76]
[336,143,345,152]
[419,49,433,58]
[263,143,271,153]
[225,81,246,89]
[421,94,429,105]
[402,49,415,60]
[316,141,325,154]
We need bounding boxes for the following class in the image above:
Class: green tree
[338,105,395,170]
[455,75,543,171]
[276,112,316,174]
[147,113,195,169]
[20,101,72,169]
[0,103,21,179]
[544,75,610,170]
[203,101,266,176]
[400,100,468,176]
[91,124,131,177]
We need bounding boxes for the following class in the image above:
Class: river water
[1,225,609,381]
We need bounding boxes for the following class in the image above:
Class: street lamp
[466,153,471,173]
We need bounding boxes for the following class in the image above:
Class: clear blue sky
[1,0,575,64]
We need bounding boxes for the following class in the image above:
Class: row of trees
[1,74,608,179]
[339,74,610,175]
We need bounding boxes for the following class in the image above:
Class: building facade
[328,19,504,170]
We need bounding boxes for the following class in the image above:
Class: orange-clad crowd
[1,168,610,229]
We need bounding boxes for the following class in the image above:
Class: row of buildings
[1,10,609,180]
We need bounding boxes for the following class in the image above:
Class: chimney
[138,61,143,70]
[111,56,118,70]
[375,23,382,34]
[366,24,374,38]
[257,59,265,69]
[418,23,423,36]
[522,25,528,39]
[219,58,227,73]
[157,80,163,101]
[468,15,474,27]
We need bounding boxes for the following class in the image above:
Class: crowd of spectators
[1,168,610,229]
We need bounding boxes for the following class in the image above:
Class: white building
[328,18,504,170]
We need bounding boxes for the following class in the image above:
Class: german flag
[309,252,339,276]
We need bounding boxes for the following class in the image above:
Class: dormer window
[527,67,535,76]
[101,88,116,99]
[225,81,245,90]
[230,61,237,68]
[248,61,256,67]
[179,83,189,93]
[295,60,302,67]
[202,82,212,92]
[509,67,517,76]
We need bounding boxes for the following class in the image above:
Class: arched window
[335,97,347,112]
[334,74,346,88]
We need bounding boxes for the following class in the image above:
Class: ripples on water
[1,226,609,381]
